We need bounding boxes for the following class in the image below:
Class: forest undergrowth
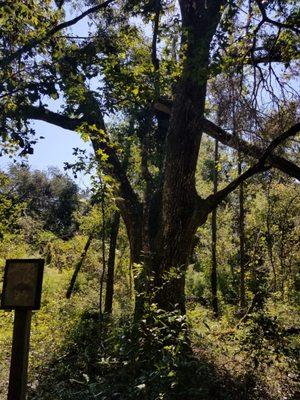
[0,165,299,400]
[1,263,298,400]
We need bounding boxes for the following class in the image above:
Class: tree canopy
[0,165,80,238]
[0,0,299,315]
[0,3,300,396]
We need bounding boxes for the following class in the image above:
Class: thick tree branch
[202,119,300,180]
[228,51,300,66]
[250,54,297,65]
[260,122,300,161]
[0,0,114,69]
[205,164,270,212]
[205,122,300,211]
[18,105,140,209]
[153,101,300,180]
[20,105,83,130]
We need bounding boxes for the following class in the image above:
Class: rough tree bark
[152,1,225,313]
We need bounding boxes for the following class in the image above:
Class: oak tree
[1,0,299,318]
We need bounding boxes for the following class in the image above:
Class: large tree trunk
[148,1,224,314]
[105,1,225,319]
[104,211,120,314]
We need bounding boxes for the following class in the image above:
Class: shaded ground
[26,311,284,400]
[1,268,298,400]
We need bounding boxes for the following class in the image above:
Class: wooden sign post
[1,259,44,400]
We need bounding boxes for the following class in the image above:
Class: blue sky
[0,5,95,188]
[0,121,92,188]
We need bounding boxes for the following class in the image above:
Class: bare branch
[255,0,300,35]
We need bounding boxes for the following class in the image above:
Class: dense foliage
[0,158,299,399]
[0,165,81,238]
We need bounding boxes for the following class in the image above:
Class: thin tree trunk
[238,155,246,310]
[129,259,133,299]
[99,194,106,320]
[230,75,247,311]
[66,235,93,299]
[104,211,120,314]
[211,139,219,316]
[266,180,277,291]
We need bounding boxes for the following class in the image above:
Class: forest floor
[0,267,299,400]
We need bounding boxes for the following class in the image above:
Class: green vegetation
[0,1,300,399]
[0,161,299,399]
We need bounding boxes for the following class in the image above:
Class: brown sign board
[1,259,44,310]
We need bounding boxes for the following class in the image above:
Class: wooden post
[1,259,44,400]
[8,310,32,400]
